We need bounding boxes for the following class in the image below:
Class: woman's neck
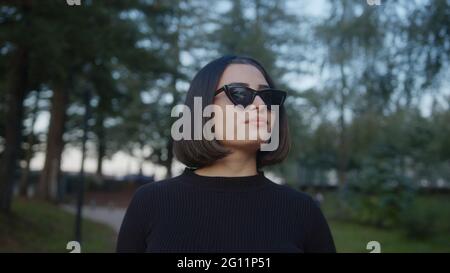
[194,149,258,177]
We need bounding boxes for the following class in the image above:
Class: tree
[0,0,32,212]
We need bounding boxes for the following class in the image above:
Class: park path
[60,204,126,233]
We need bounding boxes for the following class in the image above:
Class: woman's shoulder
[268,181,317,206]
[131,174,186,198]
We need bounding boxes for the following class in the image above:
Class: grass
[0,198,116,253]
[1,193,449,253]
[319,192,450,253]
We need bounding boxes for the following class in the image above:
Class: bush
[342,158,417,228]
[399,202,439,239]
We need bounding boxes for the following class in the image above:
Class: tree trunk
[19,90,41,197]
[165,138,174,179]
[0,47,29,213]
[96,113,105,177]
[337,62,348,187]
[38,86,69,202]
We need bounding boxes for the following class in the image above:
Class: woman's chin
[218,138,270,150]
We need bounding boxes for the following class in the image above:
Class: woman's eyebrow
[227,82,270,89]
[228,82,249,86]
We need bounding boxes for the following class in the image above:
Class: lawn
[320,192,450,253]
[1,193,448,253]
[0,198,116,253]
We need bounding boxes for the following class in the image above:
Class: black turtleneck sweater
[116,168,336,253]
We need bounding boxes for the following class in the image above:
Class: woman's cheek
[269,111,276,133]
[213,111,225,140]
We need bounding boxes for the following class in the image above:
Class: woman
[116,55,336,253]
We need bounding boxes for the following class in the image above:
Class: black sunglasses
[214,84,287,110]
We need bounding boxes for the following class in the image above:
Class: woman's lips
[245,118,267,124]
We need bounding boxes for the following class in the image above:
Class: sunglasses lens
[259,90,286,110]
[222,85,287,109]
[228,86,254,107]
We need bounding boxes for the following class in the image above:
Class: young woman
[116,55,336,253]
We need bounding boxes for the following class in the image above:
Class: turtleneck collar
[181,167,271,191]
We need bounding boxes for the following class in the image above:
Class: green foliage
[399,201,439,239]
[342,158,417,228]
[322,192,450,252]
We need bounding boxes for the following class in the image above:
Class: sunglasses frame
[214,84,287,110]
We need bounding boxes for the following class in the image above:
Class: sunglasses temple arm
[215,87,225,95]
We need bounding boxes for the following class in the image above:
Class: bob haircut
[173,55,290,170]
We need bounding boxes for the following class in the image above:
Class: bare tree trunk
[95,113,105,177]
[38,86,68,202]
[337,62,348,187]
[19,90,41,197]
[165,138,173,179]
[0,46,29,213]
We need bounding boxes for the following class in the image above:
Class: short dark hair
[173,55,290,170]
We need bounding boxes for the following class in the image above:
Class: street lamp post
[75,87,91,243]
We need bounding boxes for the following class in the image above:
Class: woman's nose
[250,95,266,109]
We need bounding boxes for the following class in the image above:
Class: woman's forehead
[218,64,268,88]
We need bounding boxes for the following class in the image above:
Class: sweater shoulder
[132,174,185,198]
[267,182,324,223]
[268,181,316,205]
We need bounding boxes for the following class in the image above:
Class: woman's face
[213,64,275,151]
